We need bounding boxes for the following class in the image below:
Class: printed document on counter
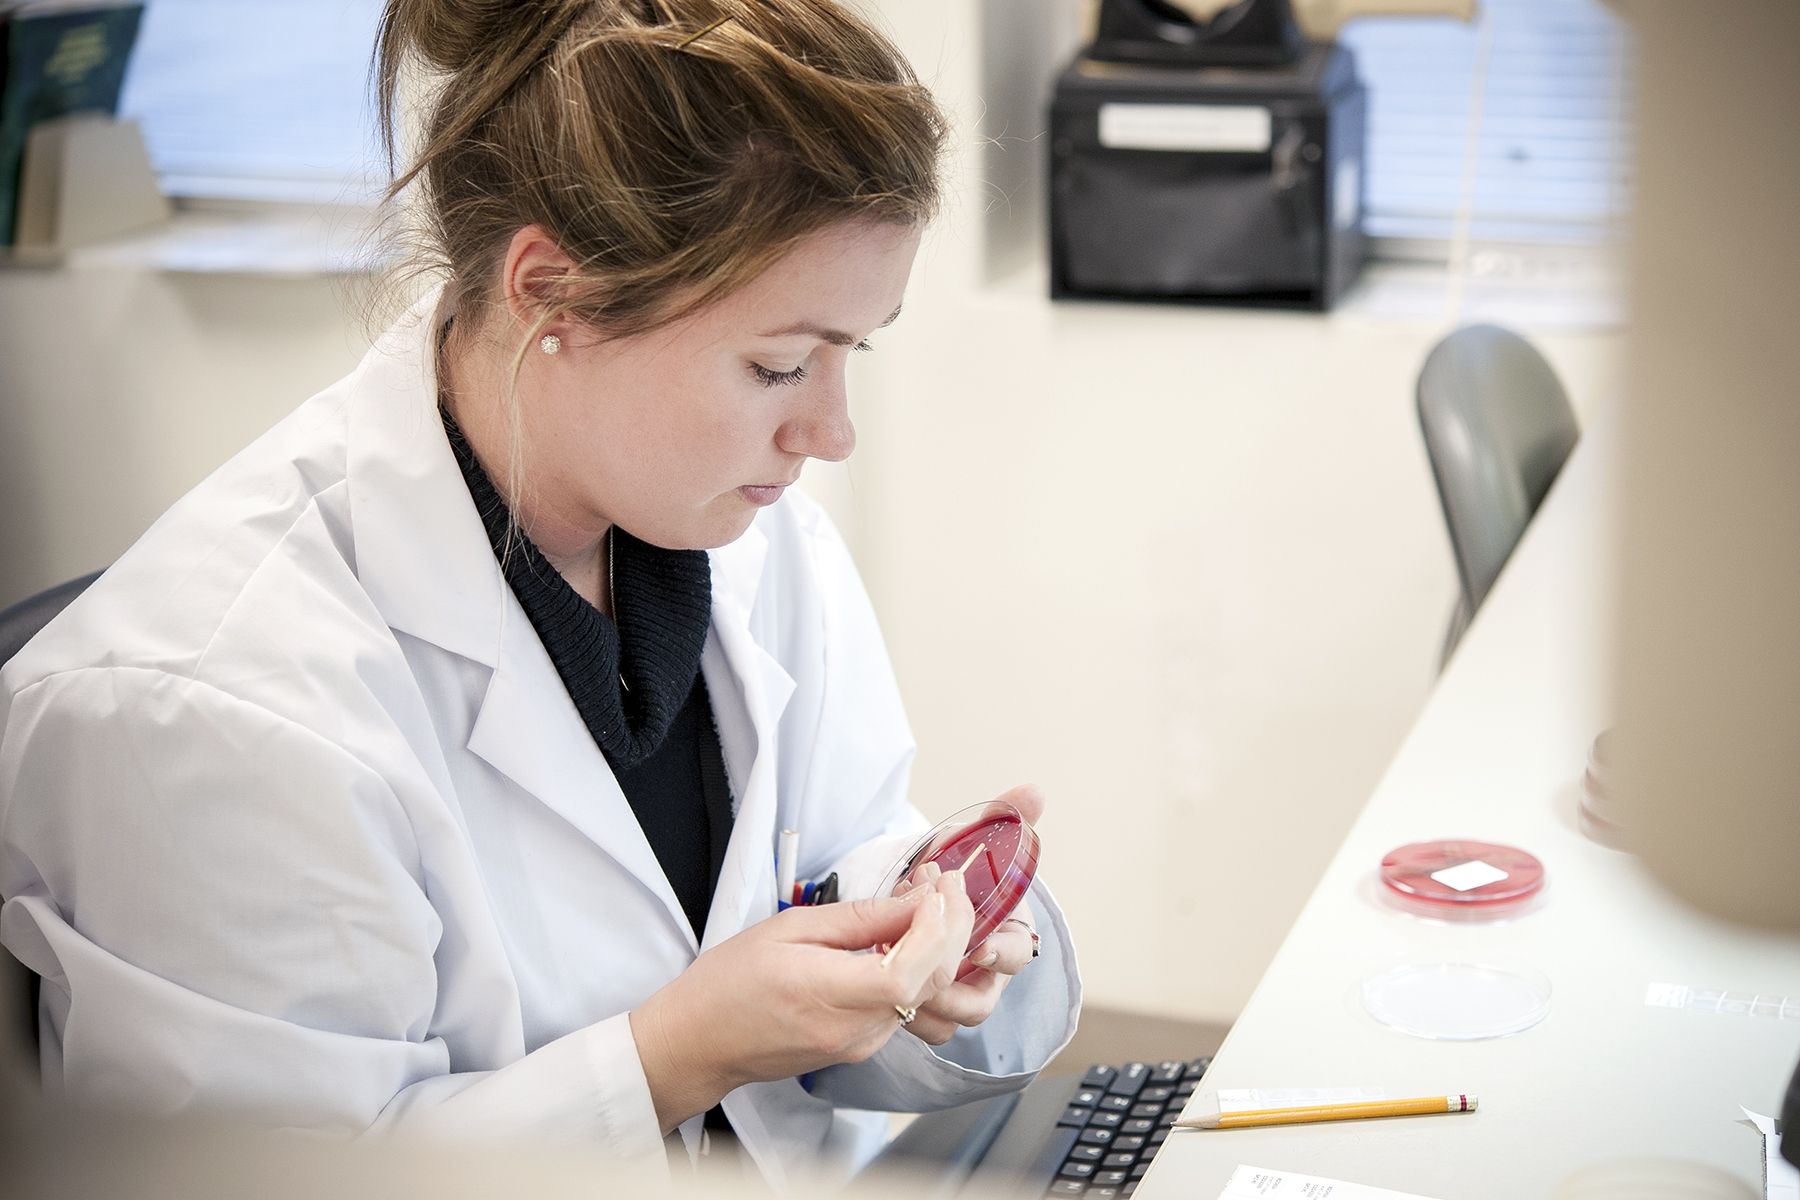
[1217,1164,1448,1200]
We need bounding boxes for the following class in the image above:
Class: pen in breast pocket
[776,828,798,911]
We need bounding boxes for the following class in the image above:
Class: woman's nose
[780,379,856,463]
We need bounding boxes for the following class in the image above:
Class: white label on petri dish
[1429,859,1510,892]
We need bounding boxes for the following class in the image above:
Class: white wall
[0,0,1624,1030]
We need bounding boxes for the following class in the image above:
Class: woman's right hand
[629,864,976,1133]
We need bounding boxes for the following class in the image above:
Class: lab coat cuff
[580,1013,672,1176]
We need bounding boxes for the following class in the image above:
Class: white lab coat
[0,289,1081,1189]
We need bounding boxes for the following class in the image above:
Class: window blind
[1339,0,1634,246]
[118,0,386,203]
[116,0,1634,247]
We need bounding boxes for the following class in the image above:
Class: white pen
[777,828,799,909]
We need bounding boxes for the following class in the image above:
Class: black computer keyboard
[1042,1057,1211,1198]
[863,1053,1212,1198]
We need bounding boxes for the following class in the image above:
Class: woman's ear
[499,224,580,328]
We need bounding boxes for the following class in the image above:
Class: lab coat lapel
[467,606,700,956]
[346,284,698,953]
[701,523,797,951]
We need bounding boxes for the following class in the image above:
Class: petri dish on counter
[876,802,1039,977]
[1362,961,1552,1040]
[1378,839,1545,920]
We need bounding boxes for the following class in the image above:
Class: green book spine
[0,3,146,247]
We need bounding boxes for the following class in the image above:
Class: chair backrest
[1417,324,1580,617]
[0,570,102,1081]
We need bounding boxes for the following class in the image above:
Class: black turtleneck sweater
[442,410,735,941]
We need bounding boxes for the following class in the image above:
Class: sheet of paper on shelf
[1216,1164,1448,1200]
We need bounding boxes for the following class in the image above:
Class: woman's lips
[737,484,788,506]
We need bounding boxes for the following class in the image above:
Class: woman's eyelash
[752,363,808,387]
[751,341,874,387]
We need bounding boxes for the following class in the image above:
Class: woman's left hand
[904,783,1045,1047]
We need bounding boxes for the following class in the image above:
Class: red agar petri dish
[878,802,1040,977]
[1379,840,1544,917]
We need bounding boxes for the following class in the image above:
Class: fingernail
[979,948,999,968]
[924,862,942,883]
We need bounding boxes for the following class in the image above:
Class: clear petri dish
[877,802,1040,977]
[1379,840,1545,919]
[1362,961,1552,1040]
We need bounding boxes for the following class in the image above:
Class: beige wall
[0,0,1623,1029]
[0,271,369,603]
[847,0,1623,1024]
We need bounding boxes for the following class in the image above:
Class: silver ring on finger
[1000,917,1041,959]
[895,1004,918,1026]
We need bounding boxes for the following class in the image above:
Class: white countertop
[1137,414,1800,1198]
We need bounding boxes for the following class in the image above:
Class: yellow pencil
[1176,1094,1479,1130]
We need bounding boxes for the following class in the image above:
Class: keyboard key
[1060,1161,1097,1179]
[1122,1184,1138,1197]
[1048,1182,1086,1197]
[1184,1057,1212,1080]
[1121,1118,1155,1136]
[1130,1162,1152,1179]
[1103,1152,1137,1170]
[1074,1088,1103,1108]
[1095,1170,1129,1187]
[1129,1102,1163,1120]
[1155,1110,1180,1128]
[1174,1079,1199,1097]
[1152,1061,1185,1084]
[1089,1111,1124,1129]
[1148,1128,1170,1147]
[1078,1127,1116,1146]
[1091,1190,1120,1199]
[1106,1063,1151,1098]
[1100,1095,1133,1113]
[1139,1086,1174,1104]
[1059,1106,1093,1128]
[1070,1144,1105,1163]
[1082,1064,1118,1089]
[1112,1135,1146,1153]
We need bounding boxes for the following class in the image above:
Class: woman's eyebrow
[756,304,902,346]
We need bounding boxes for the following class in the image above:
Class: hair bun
[383,0,577,75]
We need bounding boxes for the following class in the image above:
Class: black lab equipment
[1049,0,1374,310]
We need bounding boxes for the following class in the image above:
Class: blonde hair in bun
[368,0,946,351]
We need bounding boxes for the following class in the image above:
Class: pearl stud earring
[540,334,562,356]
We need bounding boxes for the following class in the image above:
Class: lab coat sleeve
[780,504,1083,1113]
[0,666,666,1174]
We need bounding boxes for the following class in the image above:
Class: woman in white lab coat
[0,0,1079,1189]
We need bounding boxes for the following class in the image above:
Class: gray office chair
[1417,325,1579,664]
[0,570,102,1081]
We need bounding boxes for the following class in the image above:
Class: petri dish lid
[877,802,1040,972]
[1362,961,1552,1040]
[1379,840,1545,915]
